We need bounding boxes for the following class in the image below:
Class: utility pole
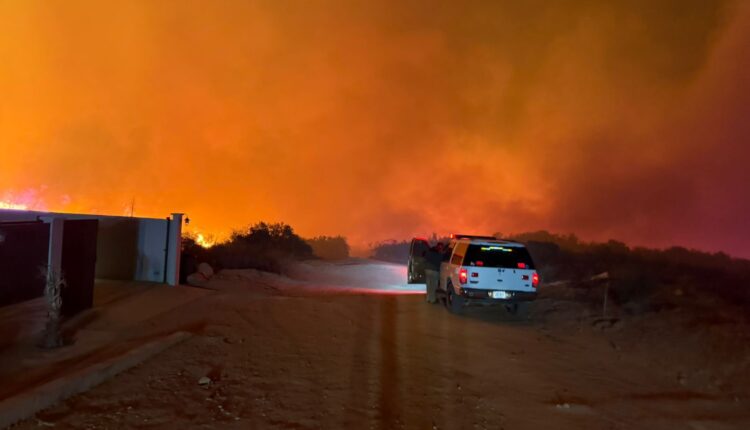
[129,197,135,217]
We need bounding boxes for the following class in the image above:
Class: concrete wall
[94,217,139,280]
[0,209,181,285]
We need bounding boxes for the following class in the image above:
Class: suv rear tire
[446,282,464,314]
[505,302,529,319]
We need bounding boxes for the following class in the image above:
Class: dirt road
[12,261,750,429]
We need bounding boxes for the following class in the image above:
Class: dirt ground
[9,260,750,430]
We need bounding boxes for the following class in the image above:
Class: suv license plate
[492,291,510,299]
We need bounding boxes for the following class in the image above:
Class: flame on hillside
[195,233,216,248]
[0,189,47,212]
[0,200,29,210]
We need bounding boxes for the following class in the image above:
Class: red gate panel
[61,219,99,317]
[0,222,49,308]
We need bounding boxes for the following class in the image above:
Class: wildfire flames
[195,233,216,248]
[0,190,45,212]
[0,200,29,210]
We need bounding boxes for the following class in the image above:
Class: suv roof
[452,237,525,247]
[450,234,497,240]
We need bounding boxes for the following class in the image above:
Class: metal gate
[0,221,49,307]
[60,219,99,317]
[0,219,99,317]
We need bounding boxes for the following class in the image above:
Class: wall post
[165,213,183,286]
[40,216,65,348]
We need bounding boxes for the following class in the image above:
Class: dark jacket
[425,248,443,271]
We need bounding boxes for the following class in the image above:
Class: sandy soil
[10,260,750,430]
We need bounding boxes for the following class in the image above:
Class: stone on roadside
[198,376,211,386]
[187,263,215,287]
[187,272,209,287]
[198,262,214,278]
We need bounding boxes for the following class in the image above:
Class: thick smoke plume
[1,1,748,256]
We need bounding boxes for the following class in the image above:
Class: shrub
[370,240,410,264]
[181,222,313,274]
[367,230,750,313]
[510,231,750,312]
[306,236,350,260]
[180,235,213,282]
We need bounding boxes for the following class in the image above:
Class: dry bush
[370,240,410,264]
[306,236,350,260]
[514,231,750,314]
[181,222,313,275]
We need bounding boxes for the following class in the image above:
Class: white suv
[438,235,539,313]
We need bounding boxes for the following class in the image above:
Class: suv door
[407,238,429,283]
[441,241,468,292]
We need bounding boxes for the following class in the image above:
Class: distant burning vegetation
[181,222,351,280]
[0,200,27,210]
[0,190,41,211]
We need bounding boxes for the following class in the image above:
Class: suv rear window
[462,244,535,269]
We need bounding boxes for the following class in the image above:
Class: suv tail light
[459,268,468,284]
[532,272,540,288]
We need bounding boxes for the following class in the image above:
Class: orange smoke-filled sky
[1,0,749,256]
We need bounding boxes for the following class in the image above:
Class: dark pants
[425,269,439,303]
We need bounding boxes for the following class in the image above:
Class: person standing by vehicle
[424,242,444,304]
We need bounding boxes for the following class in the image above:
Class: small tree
[370,240,410,264]
[306,236,350,260]
[200,222,313,272]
